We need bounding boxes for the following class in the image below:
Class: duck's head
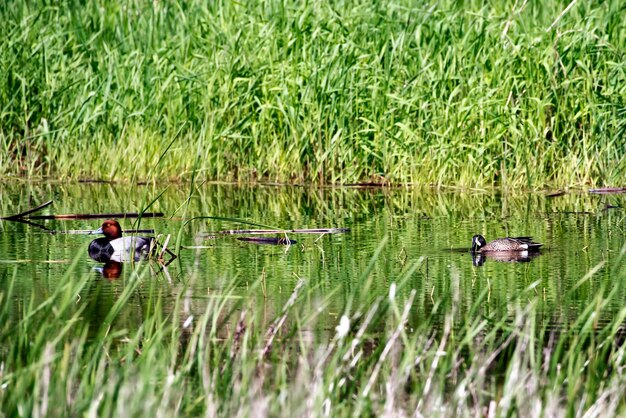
[471,234,486,252]
[92,220,123,240]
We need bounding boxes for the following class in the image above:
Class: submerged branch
[1,199,165,221]
[60,229,155,235]
[27,212,164,220]
[1,200,53,220]
[208,227,350,236]
[588,187,626,194]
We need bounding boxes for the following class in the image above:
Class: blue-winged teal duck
[471,235,543,253]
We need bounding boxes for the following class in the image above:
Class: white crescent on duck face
[471,234,543,252]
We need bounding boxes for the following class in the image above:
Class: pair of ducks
[88,219,544,263]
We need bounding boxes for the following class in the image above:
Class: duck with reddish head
[89,220,153,263]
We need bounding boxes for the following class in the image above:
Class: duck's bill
[90,227,103,235]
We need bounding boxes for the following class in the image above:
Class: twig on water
[236,237,296,245]
[157,234,177,262]
[1,199,165,221]
[208,227,350,236]
[1,200,53,220]
[588,187,626,194]
[160,234,172,260]
[61,229,155,235]
[28,212,164,220]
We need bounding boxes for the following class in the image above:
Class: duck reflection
[471,251,541,266]
[94,260,123,280]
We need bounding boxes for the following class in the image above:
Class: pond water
[1,183,625,340]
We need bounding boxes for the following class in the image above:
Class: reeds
[1,0,624,187]
[1,243,626,416]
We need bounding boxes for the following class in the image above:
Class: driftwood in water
[28,212,164,220]
[192,227,348,247]
[588,187,626,194]
[213,227,350,236]
[0,199,164,221]
[61,229,155,235]
[1,200,54,220]
[237,237,296,245]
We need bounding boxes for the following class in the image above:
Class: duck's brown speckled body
[471,235,543,253]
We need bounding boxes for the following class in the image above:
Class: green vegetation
[1,241,626,416]
[1,0,625,186]
[1,183,625,416]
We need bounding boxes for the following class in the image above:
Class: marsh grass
[1,243,626,416]
[1,0,625,186]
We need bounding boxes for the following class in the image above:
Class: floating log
[602,203,620,211]
[237,237,296,245]
[1,200,53,220]
[78,179,115,184]
[552,211,594,215]
[61,229,155,235]
[588,187,626,194]
[27,212,164,220]
[212,227,350,236]
[1,199,165,221]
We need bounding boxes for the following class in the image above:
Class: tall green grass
[1,0,625,186]
[1,242,626,416]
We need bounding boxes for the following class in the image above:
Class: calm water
[1,183,625,337]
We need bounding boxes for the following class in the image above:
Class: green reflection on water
[1,182,624,337]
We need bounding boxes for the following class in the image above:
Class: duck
[88,220,154,263]
[471,234,543,253]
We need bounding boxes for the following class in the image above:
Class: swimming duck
[89,220,153,262]
[471,235,543,253]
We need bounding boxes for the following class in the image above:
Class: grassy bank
[1,0,625,186]
[1,243,626,417]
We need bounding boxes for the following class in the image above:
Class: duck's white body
[108,236,153,262]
